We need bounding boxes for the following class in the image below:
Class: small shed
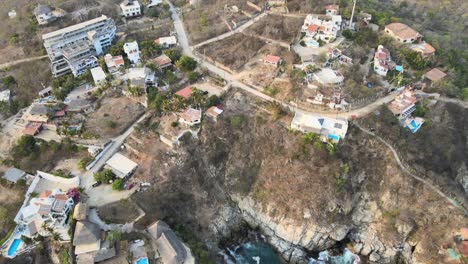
[105,153,138,179]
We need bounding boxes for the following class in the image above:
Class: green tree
[163,49,181,62]
[127,86,145,97]
[140,40,162,60]
[94,169,115,183]
[2,76,16,87]
[109,42,125,56]
[112,179,124,190]
[176,55,198,72]
[188,71,200,83]
[12,135,37,158]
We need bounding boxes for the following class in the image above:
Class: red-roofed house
[264,55,282,67]
[325,4,339,16]
[175,87,192,99]
[179,108,201,126]
[307,24,319,33]
[206,106,223,121]
[22,122,43,136]
[458,241,468,257]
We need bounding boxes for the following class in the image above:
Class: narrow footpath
[354,123,468,216]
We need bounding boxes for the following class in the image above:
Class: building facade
[42,15,116,77]
[120,0,142,18]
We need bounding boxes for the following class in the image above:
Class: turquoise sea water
[225,241,280,264]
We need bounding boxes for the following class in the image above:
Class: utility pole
[349,0,357,30]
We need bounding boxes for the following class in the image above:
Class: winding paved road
[166,0,468,214]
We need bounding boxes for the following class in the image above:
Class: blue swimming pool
[7,239,21,257]
[328,134,340,142]
[135,257,149,264]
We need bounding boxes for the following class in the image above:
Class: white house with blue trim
[291,111,348,143]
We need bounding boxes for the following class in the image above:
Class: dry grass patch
[85,95,145,139]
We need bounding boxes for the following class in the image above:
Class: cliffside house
[290,112,348,142]
[90,67,107,85]
[373,45,393,76]
[104,54,125,74]
[179,108,202,126]
[147,221,188,264]
[387,88,417,119]
[325,4,339,16]
[34,5,54,25]
[206,106,223,121]
[105,153,138,179]
[153,54,173,70]
[124,41,141,64]
[120,0,141,18]
[264,55,282,67]
[23,104,53,123]
[2,167,27,184]
[410,42,435,56]
[73,221,100,255]
[175,86,193,100]
[38,87,52,98]
[155,36,177,48]
[19,189,74,238]
[302,14,342,43]
[307,89,348,110]
[384,23,422,43]
[423,68,447,84]
[22,122,43,136]
[65,99,93,113]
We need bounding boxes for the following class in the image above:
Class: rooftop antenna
[349,0,357,29]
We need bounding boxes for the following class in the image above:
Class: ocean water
[223,241,281,264]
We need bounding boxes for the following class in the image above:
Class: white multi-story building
[123,41,141,64]
[42,15,116,77]
[120,0,141,17]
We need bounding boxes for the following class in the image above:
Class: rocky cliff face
[133,92,466,264]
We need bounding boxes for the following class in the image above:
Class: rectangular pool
[8,239,21,257]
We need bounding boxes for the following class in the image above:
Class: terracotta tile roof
[325,4,339,10]
[154,54,172,67]
[425,68,447,82]
[39,190,52,198]
[179,108,201,123]
[410,42,435,55]
[307,24,319,32]
[175,87,192,99]
[459,241,468,257]
[206,106,223,119]
[264,55,281,64]
[460,228,468,240]
[54,194,68,201]
[385,23,420,39]
[22,122,43,136]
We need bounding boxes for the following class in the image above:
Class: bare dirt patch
[198,33,267,71]
[245,14,304,43]
[98,199,140,224]
[85,95,145,139]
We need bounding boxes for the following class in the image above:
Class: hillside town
[0,0,467,263]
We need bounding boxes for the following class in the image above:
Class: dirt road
[0,55,48,69]
[354,123,468,215]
